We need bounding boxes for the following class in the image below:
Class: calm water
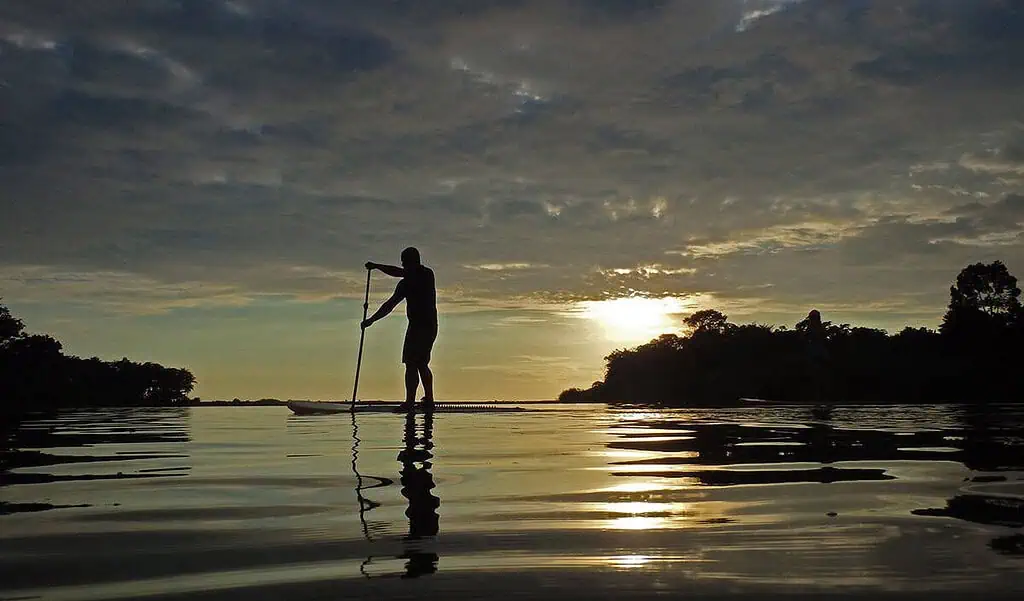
[2,404,1023,601]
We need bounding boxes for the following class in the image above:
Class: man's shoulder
[402,266,434,283]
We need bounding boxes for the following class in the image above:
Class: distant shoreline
[190,399,288,407]
[6,399,1024,417]
[189,399,562,406]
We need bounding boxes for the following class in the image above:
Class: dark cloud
[947,194,1024,229]
[849,1,1024,85]
[1,0,1023,319]
[575,0,674,21]
[52,90,196,130]
[954,0,1024,41]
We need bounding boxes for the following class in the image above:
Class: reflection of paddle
[351,267,371,412]
[351,410,372,543]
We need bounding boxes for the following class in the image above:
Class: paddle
[351,267,371,412]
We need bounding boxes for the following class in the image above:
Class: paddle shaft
[351,268,371,408]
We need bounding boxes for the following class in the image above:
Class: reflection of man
[362,247,438,410]
[398,409,440,578]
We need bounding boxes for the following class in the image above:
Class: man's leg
[418,364,434,403]
[404,364,419,405]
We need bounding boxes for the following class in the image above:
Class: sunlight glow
[608,516,668,530]
[599,499,696,531]
[602,481,675,493]
[576,296,694,344]
[608,501,673,514]
[609,555,653,568]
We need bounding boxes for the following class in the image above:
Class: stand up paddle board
[287,401,527,415]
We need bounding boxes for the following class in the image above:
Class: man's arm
[365,262,405,278]
[362,285,405,328]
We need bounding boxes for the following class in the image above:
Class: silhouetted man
[362,247,438,409]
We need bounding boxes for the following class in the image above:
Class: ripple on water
[1,404,1023,600]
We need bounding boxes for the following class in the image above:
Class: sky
[2,0,1023,401]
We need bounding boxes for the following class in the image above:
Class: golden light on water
[608,516,670,530]
[609,555,654,568]
[609,501,674,514]
[600,498,695,531]
[603,481,678,493]
[576,296,695,344]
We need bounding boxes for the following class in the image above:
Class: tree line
[560,261,1024,405]
[1,303,196,410]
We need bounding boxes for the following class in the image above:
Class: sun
[576,296,691,344]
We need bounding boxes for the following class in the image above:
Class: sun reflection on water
[609,501,678,515]
[598,496,698,531]
[608,555,653,568]
[603,481,680,493]
[608,515,670,530]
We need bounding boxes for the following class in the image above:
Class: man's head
[401,247,421,268]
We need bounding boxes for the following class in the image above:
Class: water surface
[2,404,1023,600]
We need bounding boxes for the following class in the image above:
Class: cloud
[0,265,248,314]
[465,263,545,271]
[0,262,383,315]
[736,0,810,32]
[960,132,1024,176]
[1,0,1023,322]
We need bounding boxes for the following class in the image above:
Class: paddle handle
[351,268,371,409]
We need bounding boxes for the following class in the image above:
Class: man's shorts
[402,322,438,366]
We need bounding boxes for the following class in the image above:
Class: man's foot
[394,402,415,413]
[420,396,435,409]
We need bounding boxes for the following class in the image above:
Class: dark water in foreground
[2,404,1023,600]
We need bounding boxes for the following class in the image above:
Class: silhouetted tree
[941,260,1022,337]
[1,303,196,410]
[935,261,1024,401]
[794,309,825,334]
[562,262,1024,405]
[0,301,25,342]
[684,309,734,335]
